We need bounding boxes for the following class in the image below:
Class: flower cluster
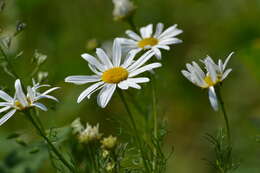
[0,79,59,126]
[65,23,183,108]
[182,52,234,111]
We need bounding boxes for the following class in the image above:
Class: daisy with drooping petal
[181,52,234,111]
[119,23,183,59]
[65,38,161,108]
[0,79,59,126]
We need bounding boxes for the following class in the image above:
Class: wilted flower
[37,71,48,83]
[65,38,161,108]
[112,0,135,21]
[71,118,84,134]
[78,123,102,143]
[34,50,47,65]
[181,52,233,111]
[101,135,117,149]
[120,23,183,59]
[0,79,59,126]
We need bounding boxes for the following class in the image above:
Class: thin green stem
[118,90,151,172]
[151,77,158,172]
[216,86,231,144]
[0,44,19,79]
[24,110,75,172]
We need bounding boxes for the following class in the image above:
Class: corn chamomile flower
[120,23,183,59]
[65,38,161,108]
[181,52,234,111]
[0,79,59,126]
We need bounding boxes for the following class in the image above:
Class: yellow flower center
[138,37,158,48]
[101,67,128,83]
[15,101,25,110]
[204,75,218,87]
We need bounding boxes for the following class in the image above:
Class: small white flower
[119,23,183,59]
[112,0,135,20]
[0,79,59,126]
[65,38,161,108]
[181,52,234,111]
[78,123,102,143]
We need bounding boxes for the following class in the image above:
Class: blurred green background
[0,0,260,172]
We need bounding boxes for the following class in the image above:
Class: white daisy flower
[0,79,59,126]
[181,52,234,111]
[119,23,183,59]
[112,0,135,20]
[65,38,161,108]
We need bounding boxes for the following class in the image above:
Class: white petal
[223,52,234,70]
[127,82,141,89]
[128,77,150,83]
[42,87,60,95]
[156,45,170,50]
[15,79,28,107]
[159,38,183,45]
[122,50,138,68]
[0,90,13,102]
[126,30,142,41]
[112,39,122,66]
[32,102,48,111]
[97,84,116,108]
[154,23,164,38]
[127,50,155,72]
[0,106,11,113]
[192,61,205,79]
[35,95,59,102]
[159,25,183,40]
[140,24,153,38]
[0,102,12,107]
[208,87,219,111]
[152,48,162,60]
[118,81,129,90]
[221,69,232,80]
[129,63,162,77]
[88,64,102,75]
[81,53,105,72]
[205,60,217,83]
[181,70,193,83]
[119,38,137,47]
[0,109,16,126]
[96,48,113,68]
[65,75,101,85]
[77,81,104,103]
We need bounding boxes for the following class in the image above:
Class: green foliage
[204,129,240,173]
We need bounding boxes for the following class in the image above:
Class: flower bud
[78,123,102,143]
[101,135,117,150]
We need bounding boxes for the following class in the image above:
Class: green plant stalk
[24,110,75,172]
[118,90,151,172]
[215,86,231,144]
[0,44,19,79]
[151,77,158,172]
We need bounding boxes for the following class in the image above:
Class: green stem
[118,90,150,172]
[151,77,158,172]
[0,44,19,79]
[215,86,231,144]
[25,110,75,172]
